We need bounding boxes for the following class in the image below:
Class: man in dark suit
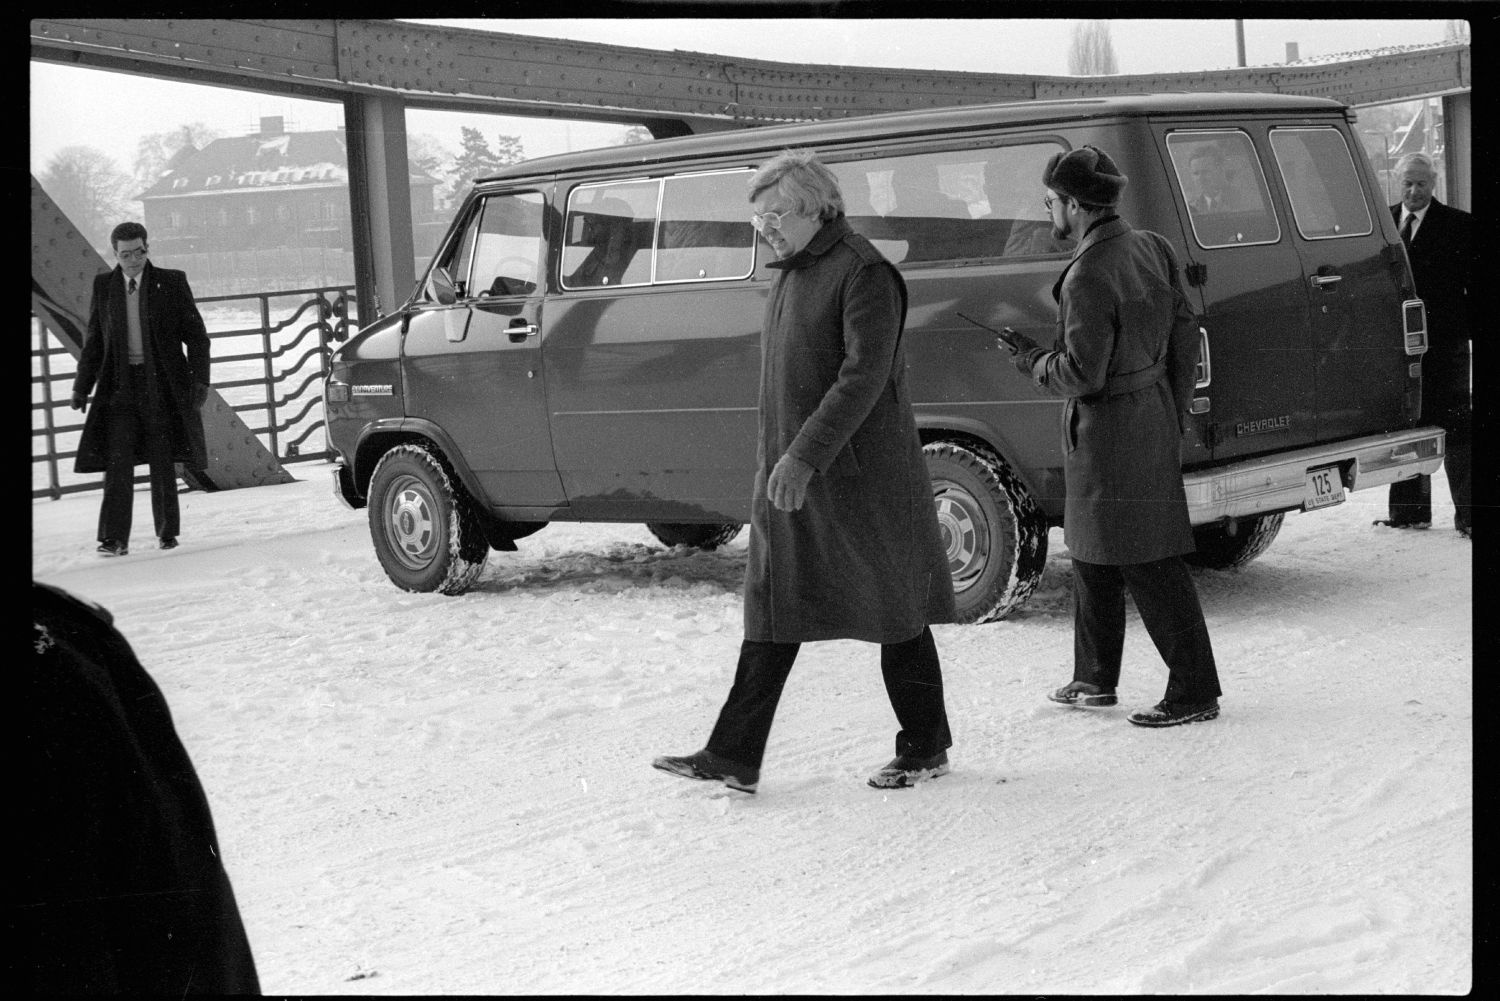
[1376,152,1473,538]
[70,222,210,556]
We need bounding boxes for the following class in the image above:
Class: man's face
[751,191,820,260]
[114,238,149,280]
[1046,189,1073,241]
[1190,156,1228,201]
[1399,166,1436,213]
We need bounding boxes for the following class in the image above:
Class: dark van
[325,93,1443,622]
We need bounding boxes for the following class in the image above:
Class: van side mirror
[426,267,459,306]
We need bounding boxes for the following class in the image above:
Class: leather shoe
[867,750,950,789]
[96,539,128,557]
[652,749,759,794]
[1128,699,1220,728]
[159,536,179,550]
[1047,681,1117,707]
[1372,519,1430,530]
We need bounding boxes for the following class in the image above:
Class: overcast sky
[31,17,1459,177]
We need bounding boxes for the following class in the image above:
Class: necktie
[1400,212,1415,247]
[128,278,137,294]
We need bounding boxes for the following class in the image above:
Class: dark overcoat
[72,261,210,473]
[1392,198,1472,421]
[744,217,956,643]
[24,582,260,994]
[1018,217,1199,565]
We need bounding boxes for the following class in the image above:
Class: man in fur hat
[998,145,1222,728]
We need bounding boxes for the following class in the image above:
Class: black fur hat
[1042,145,1128,207]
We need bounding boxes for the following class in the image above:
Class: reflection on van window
[830,142,1071,264]
[656,170,756,283]
[1269,127,1374,240]
[471,191,544,297]
[562,181,656,288]
[1167,131,1280,248]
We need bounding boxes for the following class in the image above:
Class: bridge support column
[345,93,416,327]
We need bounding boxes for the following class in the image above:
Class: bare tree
[1068,19,1120,76]
[41,146,134,255]
[615,125,654,146]
[1443,20,1470,44]
[134,123,221,194]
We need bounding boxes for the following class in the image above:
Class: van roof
[477,92,1346,183]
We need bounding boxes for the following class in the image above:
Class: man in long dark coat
[654,149,957,793]
[1002,145,1222,728]
[1375,151,1473,538]
[23,582,261,994]
[71,222,210,556]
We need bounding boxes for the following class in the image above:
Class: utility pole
[1235,20,1246,67]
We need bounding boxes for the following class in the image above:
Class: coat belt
[1088,358,1167,400]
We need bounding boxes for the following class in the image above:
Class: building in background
[137,117,443,295]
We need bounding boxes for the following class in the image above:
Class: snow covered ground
[31,465,1471,994]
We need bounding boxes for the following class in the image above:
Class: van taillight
[1402,299,1428,355]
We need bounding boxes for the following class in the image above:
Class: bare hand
[767,453,815,512]
[192,383,210,409]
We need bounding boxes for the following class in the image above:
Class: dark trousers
[705,626,951,768]
[98,366,180,545]
[1072,555,1221,704]
[1387,407,1471,531]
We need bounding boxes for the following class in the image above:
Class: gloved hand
[767,452,816,512]
[191,383,210,409]
[1001,328,1043,377]
[70,391,87,412]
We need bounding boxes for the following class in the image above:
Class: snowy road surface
[31,464,1471,993]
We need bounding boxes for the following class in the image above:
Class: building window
[246,207,258,226]
[276,204,292,223]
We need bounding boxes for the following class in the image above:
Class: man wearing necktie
[70,223,211,556]
[1375,152,1473,538]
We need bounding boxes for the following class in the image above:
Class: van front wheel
[368,443,488,594]
[925,441,1049,623]
[645,522,743,550]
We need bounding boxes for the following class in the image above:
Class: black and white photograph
[29,14,1473,994]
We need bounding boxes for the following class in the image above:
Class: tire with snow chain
[645,522,743,550]
[367,443,488,594]
[1184,512,1284,569]
[924,441,1048,623]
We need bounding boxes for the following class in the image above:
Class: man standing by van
[1375,151,1472,538]
[653,149,957,792]
[1000,145,1221,728]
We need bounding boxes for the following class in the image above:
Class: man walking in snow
[653,149,957,793]
[999,145,1222,728]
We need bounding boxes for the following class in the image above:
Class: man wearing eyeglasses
[70,222,210,557]
[999,146,1221,729]
[654,149,957,794]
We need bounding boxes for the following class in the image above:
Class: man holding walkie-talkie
[986,144,1223,729]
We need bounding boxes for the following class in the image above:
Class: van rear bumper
[1183,426,1446,525]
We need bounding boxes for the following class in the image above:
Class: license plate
[1304,465,1345,510]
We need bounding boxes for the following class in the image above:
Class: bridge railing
[31,284,359,500]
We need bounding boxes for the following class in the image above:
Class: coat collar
[766,215,851,271]
[1052,215,1131,302]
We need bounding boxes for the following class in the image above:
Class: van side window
[829,142,1071,264]
[470,191,545,298]
[1268,128,1374,240]
[657,170,756,283]
[562,181,656,289]
[1167,131,1281,248]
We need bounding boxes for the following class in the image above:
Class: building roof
[138,125,435,200]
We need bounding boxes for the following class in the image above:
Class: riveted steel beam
[31,175,294,491]
[31,19,1471,128]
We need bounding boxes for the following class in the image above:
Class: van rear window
[1166,131,1281,248]
[1269,127,1374,240]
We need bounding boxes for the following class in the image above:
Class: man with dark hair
[71,222,210,556]
[1000,145,1222,729]
[1375,151,1473,538]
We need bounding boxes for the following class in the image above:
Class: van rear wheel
[368,443,488,594]
[1184,513,1284,569]
[645,522,743,550]
[925,441,1048,623]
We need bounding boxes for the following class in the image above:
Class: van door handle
[1310,274,1343,288]
[507,322,539,342]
